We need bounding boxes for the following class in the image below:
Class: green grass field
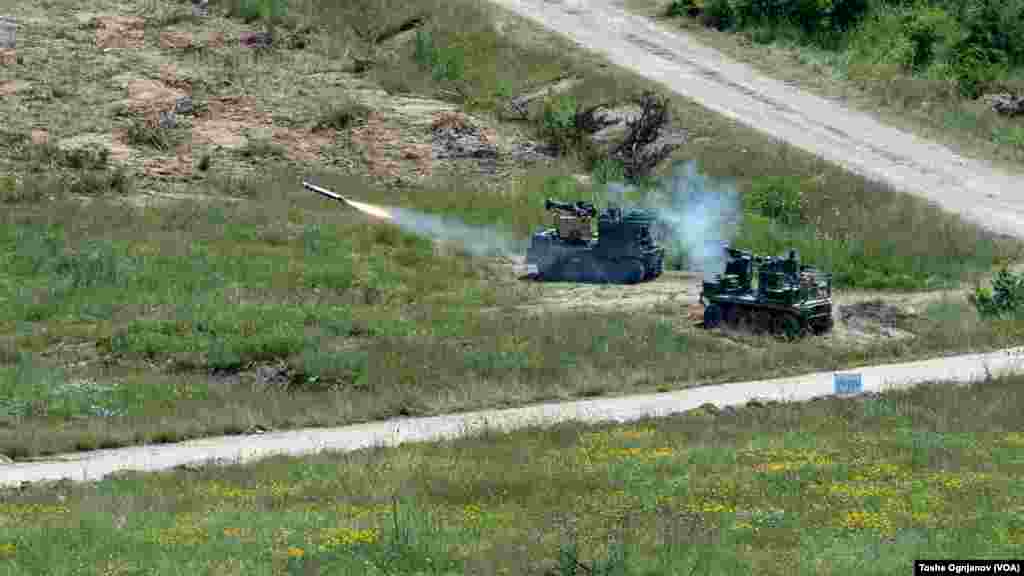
[0,0,1023,459]
[1,375,1021,574]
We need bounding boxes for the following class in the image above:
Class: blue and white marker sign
[834,372,863,395]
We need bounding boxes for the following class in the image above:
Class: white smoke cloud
[349,160,740,270]
[607,160,742,277]
[387,206,526,259]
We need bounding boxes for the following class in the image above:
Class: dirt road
[489,0,1023,238]
[4,346,1023,486]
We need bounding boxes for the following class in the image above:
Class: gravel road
[4,346,1024,487]
[490,0,1023,238]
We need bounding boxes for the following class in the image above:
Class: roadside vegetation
[1,375,1021,574]
[0,0,1023,458]
[634,0,1024,168]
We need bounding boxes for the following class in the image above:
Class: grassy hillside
[0,0,1023,457]
[1,375,1021,573]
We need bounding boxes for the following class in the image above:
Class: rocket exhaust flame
[343,198,393,221]
[302,181,393,221]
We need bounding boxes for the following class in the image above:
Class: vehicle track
[489,0,1024,238]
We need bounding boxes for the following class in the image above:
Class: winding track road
[491,0,1023,238]
[4,1,1024,486]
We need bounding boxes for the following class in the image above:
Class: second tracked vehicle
[526,198,665,284]
[700,246,833,338]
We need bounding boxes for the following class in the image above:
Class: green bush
[731,0,869,38]
[700,0,736,30]
[743,175,805,225]
[221,0,289,24]
[592,156,626,184]
[949,42,1005,98]
[969,268,1024,318]
[413,30,466,83]
[539,93,582,155]
[666,0,702,18]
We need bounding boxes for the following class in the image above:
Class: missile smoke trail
[302,181,524,258]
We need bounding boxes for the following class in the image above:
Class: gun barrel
[545,198,596,217]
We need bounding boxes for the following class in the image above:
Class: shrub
[592,156,626,184]
[700,0,735,30]
[413,29,465,83]
[969,268,1024,318]
[238,137,286,159]
[743,175,805,225]
[67,168,131,197]
[539,93,582,155]
[666,0,703,18]
[221,0,289,24]
[949,42,1005,98]
[126,120,174,151]
[315,100,372,131]
[0,176,21,204]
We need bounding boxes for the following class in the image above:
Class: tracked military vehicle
[526,198,665,284]
[700,246,833,338]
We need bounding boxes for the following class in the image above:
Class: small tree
[969,267,1024,318]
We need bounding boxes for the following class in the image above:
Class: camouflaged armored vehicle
[700,246,833,338]
[526,198,665,284]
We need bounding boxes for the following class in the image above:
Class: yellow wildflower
[152,514,207,547]
[1004,432,1024,446]
[269,481,303,498]
[0,503,70,523]
[287,547,305,558]
[836,510,894,534]
[318,527,380,550]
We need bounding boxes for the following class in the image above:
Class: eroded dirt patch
[837,299,916,340]
[271,127,334,163]
[0,80,25,96]
[192,95,271,149]
[159,31,194,50]
[124,78,188,119]
[511,270,704,315]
